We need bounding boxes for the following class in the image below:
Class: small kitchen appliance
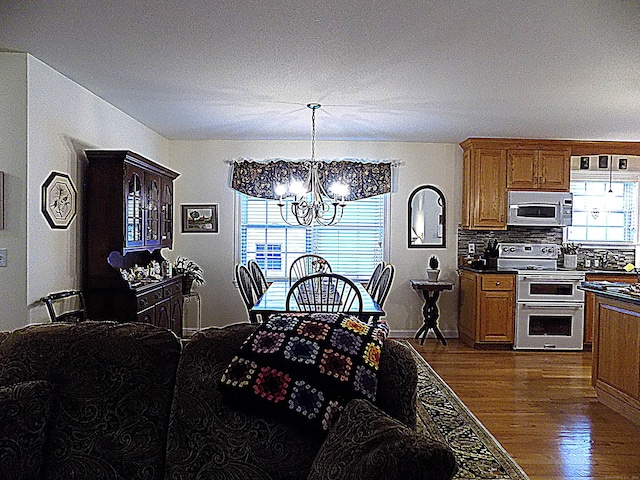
[507,191,573,227]
[498,243,585,350]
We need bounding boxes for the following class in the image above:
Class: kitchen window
[238,193,388,281]
[566,177,638,244]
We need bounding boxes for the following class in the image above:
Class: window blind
[239,194,386,281]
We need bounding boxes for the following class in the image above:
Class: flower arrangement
[311,257,330,273]
[173,256,206,286]
[429,255,439,270]
[561,243,580,255]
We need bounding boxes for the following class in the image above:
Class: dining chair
[234,263,260,323]
[372,264,395,308]
[247,259,269,297]
[286,272,362,314]
[289,254,332,282]
[365,264,395,323]
[365,261,386,295]
[40,290,88,323]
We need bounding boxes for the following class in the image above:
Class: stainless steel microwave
[507,191,573,227]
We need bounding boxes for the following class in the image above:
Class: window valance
[231,159,393,201]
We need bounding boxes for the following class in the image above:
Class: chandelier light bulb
[329,182,349,201]
[275,184,287,198]
[289,179,307,197]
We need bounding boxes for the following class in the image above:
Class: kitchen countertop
[578,269,638,276]
[579,281,640,305]
[459,266,517,274]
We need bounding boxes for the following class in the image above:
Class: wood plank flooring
[409,339,640,480]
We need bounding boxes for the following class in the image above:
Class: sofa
[0,318,456,480]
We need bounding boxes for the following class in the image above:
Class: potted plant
[426,255,440,282]
[173,256,206,294]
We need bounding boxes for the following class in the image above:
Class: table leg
[414,290,447,346]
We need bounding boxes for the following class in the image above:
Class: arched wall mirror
[408,185,446,248]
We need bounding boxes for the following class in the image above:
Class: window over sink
[237,193,388,281]
[566,175,638,245]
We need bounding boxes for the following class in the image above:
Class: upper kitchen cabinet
[461,138,574,230]
[507,149,570,191]
[461,140,508,230]
[85,150,180,256]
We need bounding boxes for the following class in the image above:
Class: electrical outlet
[0,249,7,267]
[468,243,475,254]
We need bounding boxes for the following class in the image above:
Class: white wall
[168,140,462,337]
[0,53,170,328]
[0,53,28,331]
[2,53,464,336]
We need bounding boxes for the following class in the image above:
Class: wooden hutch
[84,150,183,336]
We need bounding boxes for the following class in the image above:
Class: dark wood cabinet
[84,150,182,336]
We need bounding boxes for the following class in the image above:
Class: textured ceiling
[1,0,639,142]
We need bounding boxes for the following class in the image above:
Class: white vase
[564,254,577,270]
[426,269,440,282]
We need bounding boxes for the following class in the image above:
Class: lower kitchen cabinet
[459,269,515,348]
[583,272,637,346]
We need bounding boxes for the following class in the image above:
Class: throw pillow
[0,380,52,480]
[220,312,389,434]
[308,398,458,480]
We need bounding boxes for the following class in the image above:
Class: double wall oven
[498,243,585,350]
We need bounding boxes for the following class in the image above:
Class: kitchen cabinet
[583,273,637,346]
[459,269,515,348]
[461,143,507,230]
[507,149,570,191]
[460,138,575,230]
[588,291,640,424]
[84,150,182,336]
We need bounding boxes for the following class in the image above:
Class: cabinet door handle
[496,281,501,286]
[139,298,148,307]
[155,292,163,300]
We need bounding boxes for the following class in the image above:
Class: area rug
[398,341,530,480]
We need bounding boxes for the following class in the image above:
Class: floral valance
[231,159,393,201]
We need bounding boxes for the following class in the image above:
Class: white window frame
[235,193,390,282]
[565,171,640,247]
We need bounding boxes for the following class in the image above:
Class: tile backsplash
[457,226,635,269]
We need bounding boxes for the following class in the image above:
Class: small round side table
[411,279,453,345]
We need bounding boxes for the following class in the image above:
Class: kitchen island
[579,281,640,425]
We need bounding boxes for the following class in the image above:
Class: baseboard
[389,328,458,339]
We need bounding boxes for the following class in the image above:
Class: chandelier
[275,103,349,226]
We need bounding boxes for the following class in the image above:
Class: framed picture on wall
[41,171,77,229]
[181,204,218,233]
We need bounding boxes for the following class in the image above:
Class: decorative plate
[41,171,77,229]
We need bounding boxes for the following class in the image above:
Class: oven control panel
[498,243,558,259]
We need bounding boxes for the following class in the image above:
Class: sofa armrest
[376,339,418,428]
[308,398,457,480]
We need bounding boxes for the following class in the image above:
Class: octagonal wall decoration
[41,171,77,229]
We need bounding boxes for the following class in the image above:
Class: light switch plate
[0,248,6,267]
[468,243,476,254]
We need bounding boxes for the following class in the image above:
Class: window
[238,194,387,281]
[567,178,638,244]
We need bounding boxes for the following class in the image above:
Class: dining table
[251,280,384,321]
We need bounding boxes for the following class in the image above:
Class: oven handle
[519,276,584,282]
[519,303,583,309]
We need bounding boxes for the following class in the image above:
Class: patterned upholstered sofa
[0,320,456,480]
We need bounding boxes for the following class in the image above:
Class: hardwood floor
[409,338,640,480]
